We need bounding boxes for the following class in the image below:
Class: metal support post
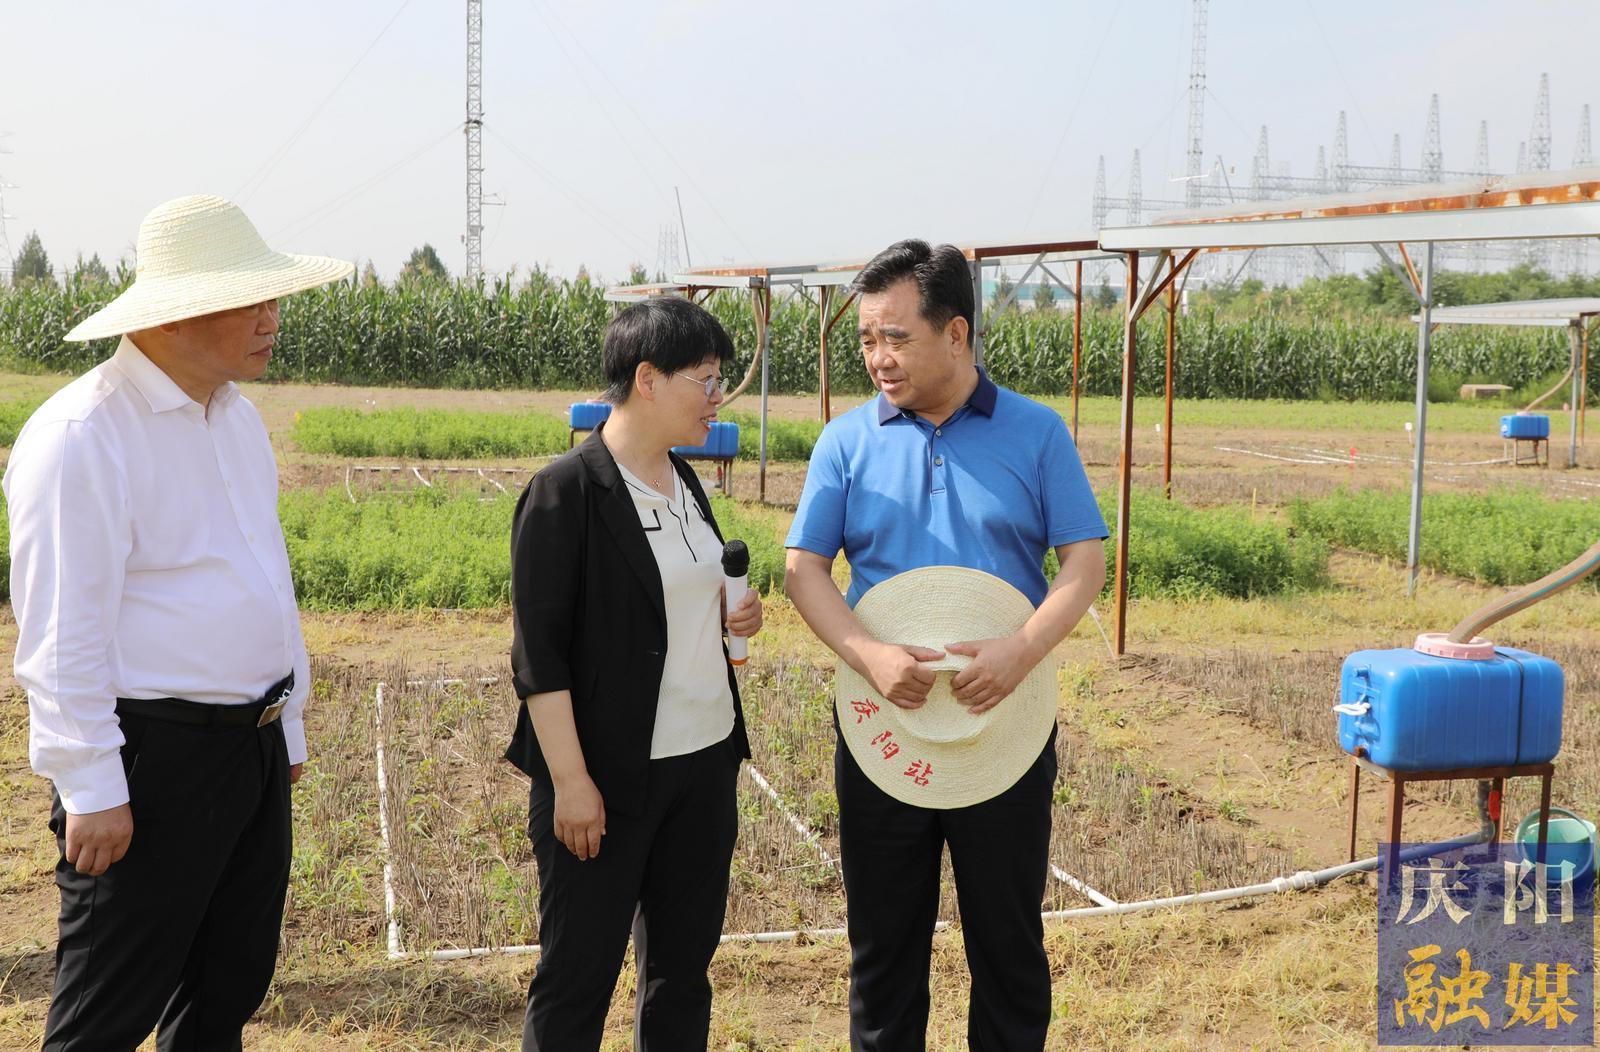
[1406,244,1434,597]
[1164,263,1177,500]
[971,260,985,366]
[1114,251,1140,655]
[755,284,772,501]
[1569,322,1582,468]
[818,285,833,423]
[1071,261,1084,443]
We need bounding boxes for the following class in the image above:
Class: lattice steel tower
[1421,94,1442,181]
[1091,155,1107,231]
[1184,0,1208,206]
[1331,111,1349,191]
[0,138,12,273]
[464,0,484,280]
[1529,73,1552,171]
[1127,150,1143,224]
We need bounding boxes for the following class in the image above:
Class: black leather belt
[115,672,295,729]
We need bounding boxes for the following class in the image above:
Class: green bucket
[1514,807,1596,887]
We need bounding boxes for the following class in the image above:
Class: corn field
[0,277,1582,401]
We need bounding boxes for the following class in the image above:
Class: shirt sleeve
[1039,413,1109,546]
[509,469,583,700]
[6,419,135,814]
[253,402,309,766]
[279,600,311,766]
[784,423,848,558]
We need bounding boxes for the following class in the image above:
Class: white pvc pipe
[404,921,955,963]
[1042,816,1496,921]
[741,762,841,874]
[1083,604,1115,661]
[395,825,1494,961]
[373,682,404,959]
[371,677,1492,963]
[1051,863,1117,907]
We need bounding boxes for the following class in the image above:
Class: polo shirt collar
[113,336,241,414]
[875,365,998,425]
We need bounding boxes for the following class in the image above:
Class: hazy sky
[1,1,1594,282]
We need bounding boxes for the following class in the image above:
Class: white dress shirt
[612,460,735,759]
[4,336,310,815]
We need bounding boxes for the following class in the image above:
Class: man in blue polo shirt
[785,239,1107,1050]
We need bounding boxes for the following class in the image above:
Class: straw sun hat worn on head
[64,194,354,342]
[836,566,1059,809]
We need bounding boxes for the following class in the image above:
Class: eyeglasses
[674,371,727,398]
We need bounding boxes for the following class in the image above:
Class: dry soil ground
[2,373,1597,1049]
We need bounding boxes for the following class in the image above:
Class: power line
[1301,0,1382,157]
[528,0,756,261]
[487,126,655,260]
[1023,0,1125,229]
[234,0,416,203]
[266,124,458,246]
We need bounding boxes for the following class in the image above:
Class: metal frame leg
[1386,776,1406,882]
[1537,771,1554,867]
[1347,758,1361,863]
[1490,776,1505,863]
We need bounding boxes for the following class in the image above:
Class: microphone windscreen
[721,539,750,577]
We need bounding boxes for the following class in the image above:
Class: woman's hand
[553,773,607,861]
[726,586,763,639]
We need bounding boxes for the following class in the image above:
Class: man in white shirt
[3,194,351,1051]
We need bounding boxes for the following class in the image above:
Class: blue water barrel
[1336,644,1563,770]
[674,420,740,459]
[1501,413,1550,439]
[570,402,612,430]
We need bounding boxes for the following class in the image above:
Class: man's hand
[64,803,134,876]
[289,763,303,785]
[553,773,607,861]
[864,642,945,709]
[945,635,1039,715]
[726,586,764,639]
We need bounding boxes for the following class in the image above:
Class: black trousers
[522,735,740,1052]
[837,723,1058,1052]
[41,710,293,1052]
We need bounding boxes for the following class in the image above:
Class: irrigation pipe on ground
[370,677,1494,963]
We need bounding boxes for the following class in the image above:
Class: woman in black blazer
[507,296,762,1051]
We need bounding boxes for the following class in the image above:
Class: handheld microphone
[721,540,750,666]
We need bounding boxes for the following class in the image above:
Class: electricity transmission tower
[464,0,484,280]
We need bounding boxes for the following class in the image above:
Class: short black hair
[602,296,735,404]
[853,239,973,346]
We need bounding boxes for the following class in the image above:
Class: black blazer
[506,427,752,815]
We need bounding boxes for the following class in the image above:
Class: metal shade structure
[1419,298,1600,467]
[1096,168,1600,655]
[605,237,1128,500]
[1421,297,1600,327]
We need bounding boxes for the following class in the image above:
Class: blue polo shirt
[785,368,1107,608]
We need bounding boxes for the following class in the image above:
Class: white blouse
[612,459,736,759]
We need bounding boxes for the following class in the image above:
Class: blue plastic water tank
[570,402,612,430]
[1501,413,1550,439]
[674,420,740,459]
[1336,645,1563,770]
